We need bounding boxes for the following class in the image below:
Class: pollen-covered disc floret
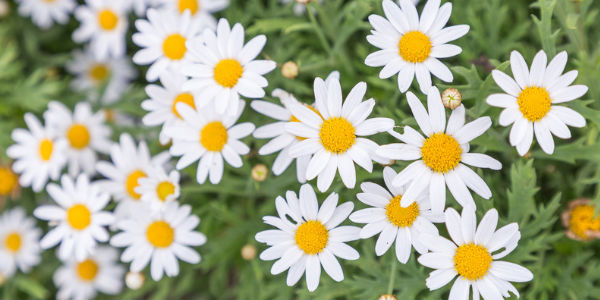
[256,184,360,292]
[111,202,206,281]
[377,87,501,213]
[0,208,42,277]
[418,207,533,300]
[365,0,470,94]
[285,75,394,192]
[487,50,588,156]
[561,199,600,241]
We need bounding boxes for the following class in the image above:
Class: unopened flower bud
[0,1,9,18]
[441,88,462,110]
[125,271,145,290]
[296,0,311,4]
[251,164,268,182]
[282,61,299,79]
[241,244,257,260]
[378,295,397,300]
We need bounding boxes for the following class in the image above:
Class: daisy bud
[0,0,8,18]
[281,61,299,79]
[0,273,4,286]
[251,164,268,182]
[378,295,397,300]
[441,88,462,110]
[561,198,600,241]
[125,271,145,290]
[296,0,311,4]
[241,244,257,260]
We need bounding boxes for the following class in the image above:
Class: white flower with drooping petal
[255,184,360,292]
[418,207,533,300]
[350,167,444,263]
[365,0,469,94]
[72,0,129,60]
[285,76,394,192]
[34,174,114,262]
[16,0,75,29]
[181,18,276,116]
[54,246,124,300]
[7,113,67,192]
[111,202,206,281]
[377,86,502,214]
[486,50,588,156]
[0,208,41,277]
[44,101,112,177]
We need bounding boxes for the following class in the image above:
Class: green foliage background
[0,0,599,299]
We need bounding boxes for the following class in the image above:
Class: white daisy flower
[181,18,276,116]
[486,50,588,156]
[7,113,67,192]
[285,76,394,192]
[418,207,533,300]
[365,0,469,94]
[67,47,137,104]
[251,72,340,184]
[349,167,443,263]
[33,174,114,262]
[110,202,207,281]
[96,133,170,222]
[0,208,41,277]
[255,184,360,292]
[54,246,124,300]
[72,0,129,60]
[165,101,255,184]
[16,0,75,29]
[135,165,181,211]
[156,0,227,24]
[44,101,112,177]
[377,87,502,214]
[132,9,208,82]
[141,71,202,145]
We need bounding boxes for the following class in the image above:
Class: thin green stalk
[386,257,398,295]
[307,3,333,55]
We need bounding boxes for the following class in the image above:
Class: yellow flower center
[125,170,146,200]
[319,117,356,154]
[171,93,196,119]
[200,121,228,151]
[66,204,91,230]
[89,64,109,82]
[146,221,174,248]
[385,195,420,227]
[156,181,175,202]
[213,59,244,88]
[290,105,323,141]
[97,9,118,31]
[0,167,18,196]
[454,243,492,281]
[569,205,600,240]
[67,124,91,150]
[178,0,199,15]
[4,232,21,253]
[76,259,98,281]
[38,139,54,161]
[398,31,432,63]
[517,86,551,122]
[421,133,462,173]
[162,34,187,60]
[295,220,328,255]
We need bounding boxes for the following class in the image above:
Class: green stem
[307,3,332,55]
[386,257,398,295]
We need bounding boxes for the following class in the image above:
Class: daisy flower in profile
[16,0,75,29]
[44,101,112,177]
[156,0,227,24]
[182,18,276,116]
[132,9,206,82]
[486,50,588,155]
[135,165,180,211]
[7,113,67,192]
[96,134,170,221]
[365,0,469,94]
[67,47,137,104]
[349,167,443,263]
[255,184,360,292]
[377,87,501,214]
[54,246,124,300]
[0,208,41,277]
[285,76,394,192]
[72,0,128,60]
[141,71,202,145]
[418,207,533,300]
[165,101,254,184]
[111,202,206,281]
[34,174,114,261]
